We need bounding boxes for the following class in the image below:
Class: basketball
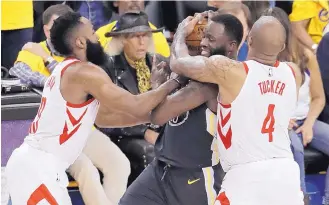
[185,18,208,47]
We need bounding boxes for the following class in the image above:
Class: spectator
[66,1,113,31]
[10,5,130,205]
[289,0,329,52]
[100,11,169,180]
[9,4,71,87]
[1,0,34,70]
[243,1,271,24]
[96,0,170,57]
[263,7,328,205]
[317,33,329,124]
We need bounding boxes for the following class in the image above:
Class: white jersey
[24,58,100,169]
[216,60,296,172]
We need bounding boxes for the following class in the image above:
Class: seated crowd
[2,1,329,205]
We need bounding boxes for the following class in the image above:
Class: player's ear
[76,37,86,49]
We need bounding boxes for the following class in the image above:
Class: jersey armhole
[287,64,296,79]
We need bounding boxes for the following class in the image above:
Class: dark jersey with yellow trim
[154,103,219,168]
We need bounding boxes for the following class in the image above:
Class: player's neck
[247,52,278,67]
[73,52,88,62]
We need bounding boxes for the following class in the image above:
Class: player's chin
[201,50,210,57]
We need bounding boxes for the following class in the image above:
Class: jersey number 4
[29,97,47,134]
[261,104,275,142]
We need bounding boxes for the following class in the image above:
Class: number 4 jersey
[216,60,296,172]
[24,58,100,169]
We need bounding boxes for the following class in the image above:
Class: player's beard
[86,40,107,66]
[209,46,227,56]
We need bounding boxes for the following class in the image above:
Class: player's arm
[171,52,242,86]
[170,15,242,86]
[73,63,181,127]
[150,81,218,125]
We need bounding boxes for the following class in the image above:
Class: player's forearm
[133,79,180,119]
[95,110,150,128]
[172,32,190,59]
[151,82,210,125]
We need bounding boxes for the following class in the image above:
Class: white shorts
[6,143,72,205]
[214,158,304,205]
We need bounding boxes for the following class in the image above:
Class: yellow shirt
[289,0,329,44]
[15,41,65,76]
[96,21,170,57]
[1,0,34,30]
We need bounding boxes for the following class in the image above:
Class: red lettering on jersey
[29,97,47,134]
[258,80,286,96]
[217,107,232,149]
[59,107,87,145]
[46,76,55,91]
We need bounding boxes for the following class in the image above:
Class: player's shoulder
[208,55,243,70]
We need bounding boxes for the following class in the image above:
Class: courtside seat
[304,147,329,174]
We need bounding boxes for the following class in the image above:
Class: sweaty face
[122,32,151,60]
[116,0,145,14]
[200,22,229,57]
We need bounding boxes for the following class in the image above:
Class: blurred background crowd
[1,1,329,205]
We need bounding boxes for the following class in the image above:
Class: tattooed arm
[170,15,243,86]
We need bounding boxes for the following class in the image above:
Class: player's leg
[82,129,130,204]
[6,146,72,205]
[119,160,166,205]
[163,164,223,205]
[214,159,304,205]
[308,120,329,204]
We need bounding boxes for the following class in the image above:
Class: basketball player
[119,14,243,205]
[171,14,304,205]
[6,12,184,205]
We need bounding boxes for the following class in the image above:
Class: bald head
[248,16,286,57]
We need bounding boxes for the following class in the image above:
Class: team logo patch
[319,9,329,22]
[169,111,189,126]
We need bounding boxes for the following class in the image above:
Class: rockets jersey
[24,58,100,169]
[216,60,296,172]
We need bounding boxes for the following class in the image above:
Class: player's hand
[151,54,170,89]
[176,15,202,37]
[295,122,313,146]
[288,119,298,130]
[22,42,50,62]
[144,129,159,145]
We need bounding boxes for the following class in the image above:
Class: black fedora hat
[105,11,164,37]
